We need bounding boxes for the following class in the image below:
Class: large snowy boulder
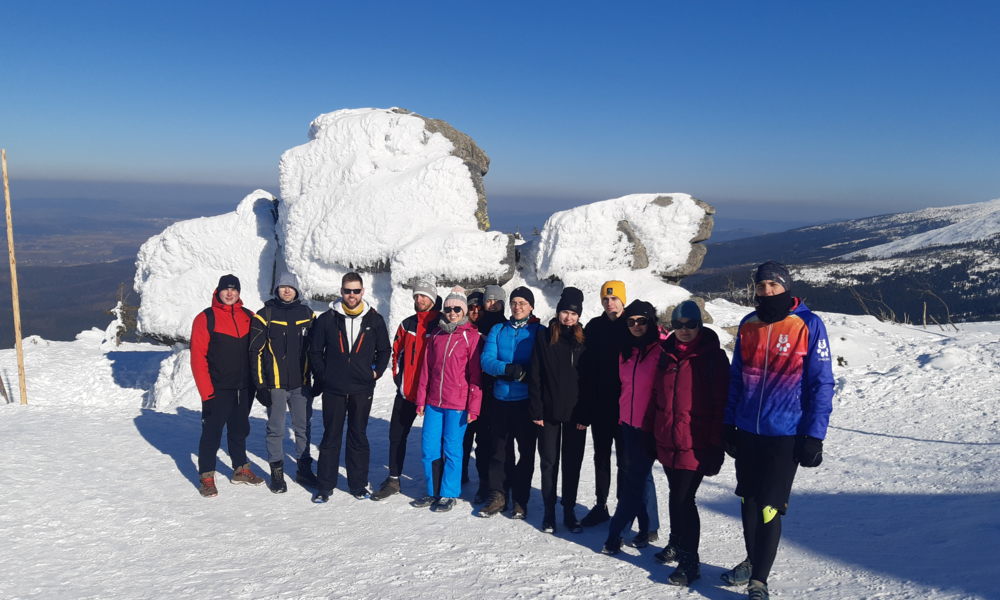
[535,193,714,284]
[134,190,279,344]
[278,108,511,306]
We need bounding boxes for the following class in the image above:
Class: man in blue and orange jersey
[721,261,834,600]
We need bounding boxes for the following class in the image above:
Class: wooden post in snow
[923,302,927,330]
[1,150,28,405]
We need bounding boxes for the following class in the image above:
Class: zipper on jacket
[630,351,640,425]
[437,330,453,407]
[758,325,772,434]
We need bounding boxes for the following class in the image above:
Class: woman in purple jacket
[415,287,483,512]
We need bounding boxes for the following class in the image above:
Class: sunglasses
[671,320,701,330]
[626,317,648,327]
[342,288,362,295]
[468,304,482,310]
[443,306,464,314]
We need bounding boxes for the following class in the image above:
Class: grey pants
[265,387,313,464]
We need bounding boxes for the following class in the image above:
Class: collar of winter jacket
[438,314,469,333]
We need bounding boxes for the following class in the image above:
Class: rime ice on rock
[277,108,511,316]
[133,190,279,344]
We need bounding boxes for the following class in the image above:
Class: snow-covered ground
[2,302,999,599]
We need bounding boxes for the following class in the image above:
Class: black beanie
[556,287,584,315]
[217,274,241,293]
[467,291,484,307]
[754,261,791,291]
[624,300,657,323]
[509,286,535,308]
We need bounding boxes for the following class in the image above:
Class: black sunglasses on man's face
[342,288,362,295]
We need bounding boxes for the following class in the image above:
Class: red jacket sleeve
[642,365,662,432]
[391,323,405,380]
[190,311,214,401]
[415,335,432,411]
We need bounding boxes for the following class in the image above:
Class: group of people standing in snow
[189,259,833,600]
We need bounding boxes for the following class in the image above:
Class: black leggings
[664,468,704,553]
[742,495,782,584]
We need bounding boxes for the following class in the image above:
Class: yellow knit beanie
[600,280,626,305]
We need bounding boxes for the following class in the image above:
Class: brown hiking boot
[477,491,508,518]
[232,463,264,486]
[199,472,218,497]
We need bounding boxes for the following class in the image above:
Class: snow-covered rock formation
[277,108,513,319]
[134,190,279,343]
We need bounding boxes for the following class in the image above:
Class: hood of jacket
[273,272,302,300]
[211,293,245,312]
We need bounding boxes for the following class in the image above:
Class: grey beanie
[444,286,468,311]
[484,285,506,303]
[672,300,703,322]
[273,272,301,299]
[412,278,438,302]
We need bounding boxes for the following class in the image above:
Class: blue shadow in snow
[700,490,1000,599]
[106,350,171,390]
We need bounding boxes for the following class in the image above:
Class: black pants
[488,399,537,507]
[463,387,497,487]
[198,388,252,474]
[735,431,799,584]
[537,420,587,511]
[317,391,373,491]
[664,468,705,553]
[387,392,443,493]
[591,415,626,505]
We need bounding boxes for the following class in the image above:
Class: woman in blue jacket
[477,286,544,520]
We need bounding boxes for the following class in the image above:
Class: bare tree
[909,280,959,332]
[849,286,898,324]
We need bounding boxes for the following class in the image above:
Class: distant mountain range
[688,199,1000,324]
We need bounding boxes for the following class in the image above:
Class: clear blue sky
[1,1,998,223]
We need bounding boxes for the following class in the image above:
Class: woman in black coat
[529,287,587,534]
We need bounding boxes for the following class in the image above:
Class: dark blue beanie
[671,300,702,322]
[754,261,791,291]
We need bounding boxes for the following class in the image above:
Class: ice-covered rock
[134,190,279,344]
[277,108,512,309]
[534,193,714,284]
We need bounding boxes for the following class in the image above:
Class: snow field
[2,303,999,599]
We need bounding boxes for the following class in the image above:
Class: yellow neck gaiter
[343,301,364,316]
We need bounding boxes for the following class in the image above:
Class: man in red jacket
[191,274,265,497]
[371,278,441,501]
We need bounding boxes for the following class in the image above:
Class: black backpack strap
[203,307,215,333]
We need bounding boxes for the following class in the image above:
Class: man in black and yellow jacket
[249,272,318,494]
[308,272,391,503]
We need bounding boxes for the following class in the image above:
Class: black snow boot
[542,507,556,533]
[601,536,624,555]
[747,579,770,600]
[295,458,320,488]
[667,550,701,586]
[581,503,610,527]
[721,557,753,586]
[564,506,582,533]
[473,483,490,504]
[631,530,658,548]
[654,534,680,564]
[269,461,287,494]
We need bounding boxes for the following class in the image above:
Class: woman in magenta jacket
[641,300,729,586]
[602,300,665,554]
[415,287,483,512]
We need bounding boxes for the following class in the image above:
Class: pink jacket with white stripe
[416,320,483,419]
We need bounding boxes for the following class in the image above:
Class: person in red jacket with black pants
[370,278,441,501]
[191,274,265,497]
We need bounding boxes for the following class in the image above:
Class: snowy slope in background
[842,198,1000,259]
[2,302,998,599]
[133,190,279,343]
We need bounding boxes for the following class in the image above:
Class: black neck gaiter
[756,291,795,323]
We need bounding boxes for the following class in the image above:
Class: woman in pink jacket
[415,287,483,512]
[603,300,665,555]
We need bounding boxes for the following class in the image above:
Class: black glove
[641,430,658,460]
[723,424,739,459]
[255,387,272,407]
[503,364,527,382]
[795,435,823,468]
[312,376,325,396]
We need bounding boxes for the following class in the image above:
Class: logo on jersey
[817,339,829,359]
[776,334,791,353]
